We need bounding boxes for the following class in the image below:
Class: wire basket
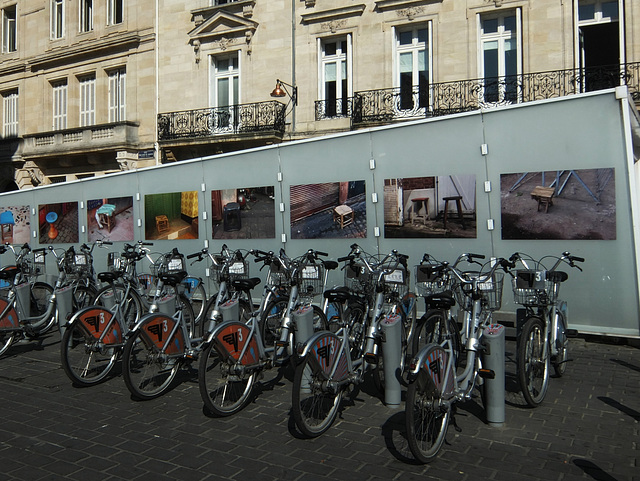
[458,271,504,312]
[266,259,291,287]
[155,252,185,275]
[20,251,46,277]
[512,269,556,305]
[64,252,91,279]
[414,264,450,297]
[381,265,410,299]
[297,263,325,298]
[107,252,122,272]
[209,258,249,284]
[344,262,371,295]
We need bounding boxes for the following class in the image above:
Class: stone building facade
[1,0,638,189]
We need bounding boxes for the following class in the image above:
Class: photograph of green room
[144,191,199,241]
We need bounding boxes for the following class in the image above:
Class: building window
[107,0,123,25]
[319,35,351,117]
[3,89,18,137]
[79,75,95,126]
[479,10,521,103]
[80,0,93,33]
[3,5,16,53]
[210,53,239,131]
[52,80,67,130]
[395,25,430,113]
[108,68,126,122]
[51,0,64,39]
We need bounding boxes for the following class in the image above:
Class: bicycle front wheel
[72,284,97,311]
[198,341,255,416]
[517,317,549,407]
[292,354,343,438]
[61,322,118,386]
[260,297,289,350]
[94,285,144,328]
[0,331,16,356]
[413,311,462,364]
[122,328,180,400]
[405,370,451,463]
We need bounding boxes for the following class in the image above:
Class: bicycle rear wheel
[517,316,549,407]
[94,285,144,328]
[122,326,180,400]
[405,370,451,463]
[413,311,462,365]
[198,341,255,416]
[292,354,343,437]
[0,331,16,356]
[61,321,118,386]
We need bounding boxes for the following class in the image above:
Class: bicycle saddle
[231,277,261,291]
[159,271,188,286]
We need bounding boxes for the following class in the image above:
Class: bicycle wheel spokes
[292,355,342,437]
[518,317,549,407]
[198,343,255,416]
[406,372,451,463]
[61,322,118,386]
[0,331,16,356]
[123,330,179,400]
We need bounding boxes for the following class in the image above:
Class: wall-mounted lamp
[270,79,298,106]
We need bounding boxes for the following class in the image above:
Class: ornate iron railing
[158,101,286,141]
[352,62,640,125]
[315,98,352,120]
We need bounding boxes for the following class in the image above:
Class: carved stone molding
[300,4,366,24]
[398,6,425,20]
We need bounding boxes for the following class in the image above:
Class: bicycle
[290,247,410,437]
[509,251,584,407]
[0,245,76,356]
[198,248,332,416]
[1,243,52,316]
[60,248,195,387]
[404,255,512,463]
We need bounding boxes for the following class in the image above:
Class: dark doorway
[580,22,621,92]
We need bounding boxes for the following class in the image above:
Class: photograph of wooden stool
[530,186,555,213]
[96,204,116,232]
[333,204,354,229]
[442,195,465,229]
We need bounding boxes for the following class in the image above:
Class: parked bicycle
[198,248,331,416]
[0,245,76,356]
[290,245,410,437]
[509,251,584,407]
[404,255,511,463]
[1,243,51,316]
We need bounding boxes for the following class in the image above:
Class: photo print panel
[211,186,276,239]
[0,205,31,245]
[38,202,79,244]
[87,196,134,242]
[290,180,366,239]
[500,168,616,240]
[383,175,477,238]
[144,191,199,241]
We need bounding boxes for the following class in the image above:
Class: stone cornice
[375,0,442,11]
[300,4,366,24]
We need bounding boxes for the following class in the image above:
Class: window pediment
[300,4,366,24]
[188,11,258,46]
[191,0,256,24]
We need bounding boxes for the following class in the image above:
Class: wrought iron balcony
[314,98,352,120]
[158,101,286,141]
[351,62,640,126]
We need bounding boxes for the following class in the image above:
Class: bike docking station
[381,312,403,408]
[55,285,75,338]
[482,323,506,427]
[292,305,314,349]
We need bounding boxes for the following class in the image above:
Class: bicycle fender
[300,331,349,382]
[132,313,185,355]
[210,320,261,366]
[67,306,124,345]
[408,343,454,396]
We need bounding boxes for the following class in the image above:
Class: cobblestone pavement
[0,331,638,481]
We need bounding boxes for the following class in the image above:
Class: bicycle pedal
[566,329,579,337]
[275,340,289,348]
[478,368,495,379]
[363,353,378,364]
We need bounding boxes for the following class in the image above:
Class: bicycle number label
[216,323,259,365]
[78,308,121,344]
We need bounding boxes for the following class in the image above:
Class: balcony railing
[349,62,640,126]
[158,101,286,141]
[314,98,352,120]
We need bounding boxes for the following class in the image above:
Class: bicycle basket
[267,259,290,287]
[344,262,370,294]
[107,252,122,272]
[512,269,555,305]
[64,252,91,279]
[459,271,504,311]
[414,264,449,296]
[297,263,325,299]
[157,252,185,275]
[382,265,409,299]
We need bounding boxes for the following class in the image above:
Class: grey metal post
[220,298,240,323]
[482,323,505,426]
[381,312,402,407]
[293,305,314,347]
[56,285,75,337]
